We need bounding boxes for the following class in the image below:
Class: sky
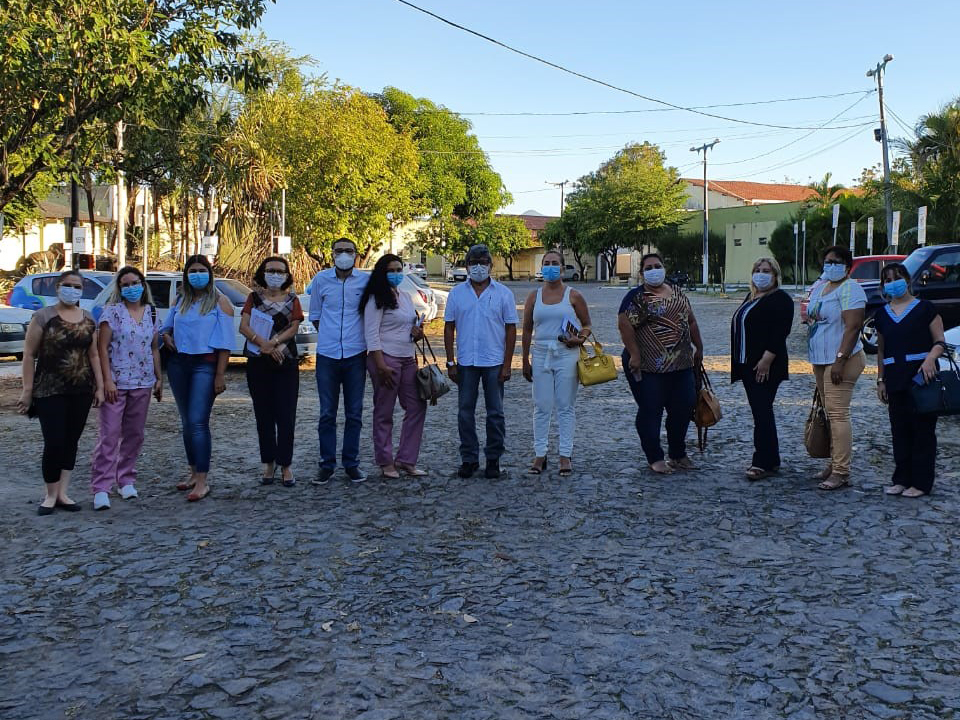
[258,0,960,216]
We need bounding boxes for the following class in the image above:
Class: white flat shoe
[93,491,111,510]
[119,485,138,500]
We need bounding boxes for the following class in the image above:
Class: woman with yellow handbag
[618,253,704,474]
[521,250,593,476]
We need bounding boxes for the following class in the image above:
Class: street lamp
[866,54,894,251]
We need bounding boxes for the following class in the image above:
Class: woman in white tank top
[521,250,593,476]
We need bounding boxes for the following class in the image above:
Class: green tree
[806,172,845,209]
[0,0,273,210]
[905,99,960,239]
[471,215,530,280]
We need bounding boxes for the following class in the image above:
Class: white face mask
[264,272,287,289]
[752,271,774,290]
[468,264,490,282]
[643,267,666,287]
[58,286,83,305]
[334,251,356,271]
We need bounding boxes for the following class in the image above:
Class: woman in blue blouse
[875,263,945,497]
[160,255,235,501]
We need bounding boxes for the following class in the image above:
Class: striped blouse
[619,286,695,373]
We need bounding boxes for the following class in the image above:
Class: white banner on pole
[793,222,798,235]
[849,222,856,252]
[918,206,928,246]
[801,219,806,232]
[201,234,219,257]
[275,235,292,255]
[831,204,840,228]
[72,227,88,254]
[64,243,73,269]
[891,211,901,248]
[866,217,874,252]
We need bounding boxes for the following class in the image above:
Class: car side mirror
[919,270,931,285]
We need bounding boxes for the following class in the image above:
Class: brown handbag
[693,362,722,451]
[804,387,831,458]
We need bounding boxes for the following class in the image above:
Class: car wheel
[571,274,580,281]
[860,315,879,355]
[14,353,23,361]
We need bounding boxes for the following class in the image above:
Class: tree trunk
[504,256,515,281]
[571,249,588,281]
[82,170,96,256]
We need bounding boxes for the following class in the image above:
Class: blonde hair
[106,266,155,306]
[178,255,220,315]
[749,256,781,298]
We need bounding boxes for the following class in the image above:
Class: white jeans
[532,344,579,456]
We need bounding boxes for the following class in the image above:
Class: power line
[736,125,866,179]
[393,0,878,131]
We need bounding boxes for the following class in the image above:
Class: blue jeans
[316,352,366,469]
[166,354,217,473]
[623,359,695,464]
[457,365,505,464]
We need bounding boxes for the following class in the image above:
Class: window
[147,280,172,308]
[920,251,960,284]
[758,237,768,246]
[733,238,742,247]
[82,278,103,300]
[214,278,252,306]
[851,261,879,281]
[32,276,58,297]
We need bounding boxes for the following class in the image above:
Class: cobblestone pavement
[1,283,959,719]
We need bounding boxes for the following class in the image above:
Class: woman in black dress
[875,262,945,497]
[730,257,794,480]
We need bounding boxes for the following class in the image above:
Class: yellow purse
[577,332,618,386]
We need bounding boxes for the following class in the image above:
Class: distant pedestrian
[444,244,519,479]
[729,257,793,480]
[90,267,163,510]
[160,255,235,501]
[805,245,866,490]
[308,237,370,484]
[521,250,592,476]
[16,270,104,515]
[874,262,945,497]
[240,256,304,487]
[618,253,704,474]
[361,254,427,478]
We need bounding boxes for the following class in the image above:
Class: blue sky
[259,0,959,215]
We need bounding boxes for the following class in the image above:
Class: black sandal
[528,457,547,475]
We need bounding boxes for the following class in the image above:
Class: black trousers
[33,393,93,484]
[741,374,782,471]
[246,357,299,467]
[888,387,938,493]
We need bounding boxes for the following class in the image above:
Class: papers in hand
[560,312,581,339]
[246,308,273,356]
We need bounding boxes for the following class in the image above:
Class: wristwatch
[877,378,885,384]
[836,351,847,360]
[446,360,456,368]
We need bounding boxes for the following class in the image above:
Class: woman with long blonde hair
[729,257,794,480]
[159,255,235,501]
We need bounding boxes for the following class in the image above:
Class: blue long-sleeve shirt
[160,299,235,355]
[307,268,369,359]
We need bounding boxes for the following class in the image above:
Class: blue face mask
[120,284,144,303]
[58,286,82,305]
[386,272,404,288]
[823,263,847,282]
[187,270,210,289]
[884,278,908,299]
[541,265,562,282]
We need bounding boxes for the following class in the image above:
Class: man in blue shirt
[308,237,370,483]
[444,244,519,479]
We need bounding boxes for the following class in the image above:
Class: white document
[246,308,274,356]
[561,312,581,335]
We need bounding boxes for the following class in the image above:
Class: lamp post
[866,54,894,251]
[691,139,720,288]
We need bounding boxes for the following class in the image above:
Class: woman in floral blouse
[17,270,104,515]
[89,266,163,510]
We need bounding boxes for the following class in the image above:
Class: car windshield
[214,278,251,306]
[903,247,934,278]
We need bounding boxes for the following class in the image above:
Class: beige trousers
[813,351,865,476]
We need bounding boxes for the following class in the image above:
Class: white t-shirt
[806,278,866,364]
[444,279,519,367]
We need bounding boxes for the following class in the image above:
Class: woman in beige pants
[805,245,867,490]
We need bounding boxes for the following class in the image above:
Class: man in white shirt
[308,237,370,484]
[443,244,519,478]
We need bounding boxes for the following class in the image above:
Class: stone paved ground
[1,283,959,720]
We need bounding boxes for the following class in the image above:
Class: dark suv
[860,243,960,353]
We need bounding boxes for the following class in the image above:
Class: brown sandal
[817,474,850,491]
[528,457,547,475]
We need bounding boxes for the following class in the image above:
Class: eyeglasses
[333,248,355,256]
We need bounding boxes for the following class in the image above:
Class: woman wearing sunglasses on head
[874,262,945,498]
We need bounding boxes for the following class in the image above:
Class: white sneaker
[119,485,138,500]
[93,492,111,510]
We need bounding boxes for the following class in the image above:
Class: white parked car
[445,266,467,283]
[305,270,438,324]
[0,305,33,359]
[406,262,427,280]
[7,270,113,311]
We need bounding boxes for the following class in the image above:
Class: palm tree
[807,172,846,208]
[906,100,960,239]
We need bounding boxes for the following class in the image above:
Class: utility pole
[142,186,150,275]
[545,179,569,255]
[116,120,126,268]
[867,54,894,250]
[690,139,720,288]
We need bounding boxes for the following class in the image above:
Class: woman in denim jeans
[160,255,235,501]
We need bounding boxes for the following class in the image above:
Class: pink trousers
[367,353,426,467]
[90,388,152,493]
